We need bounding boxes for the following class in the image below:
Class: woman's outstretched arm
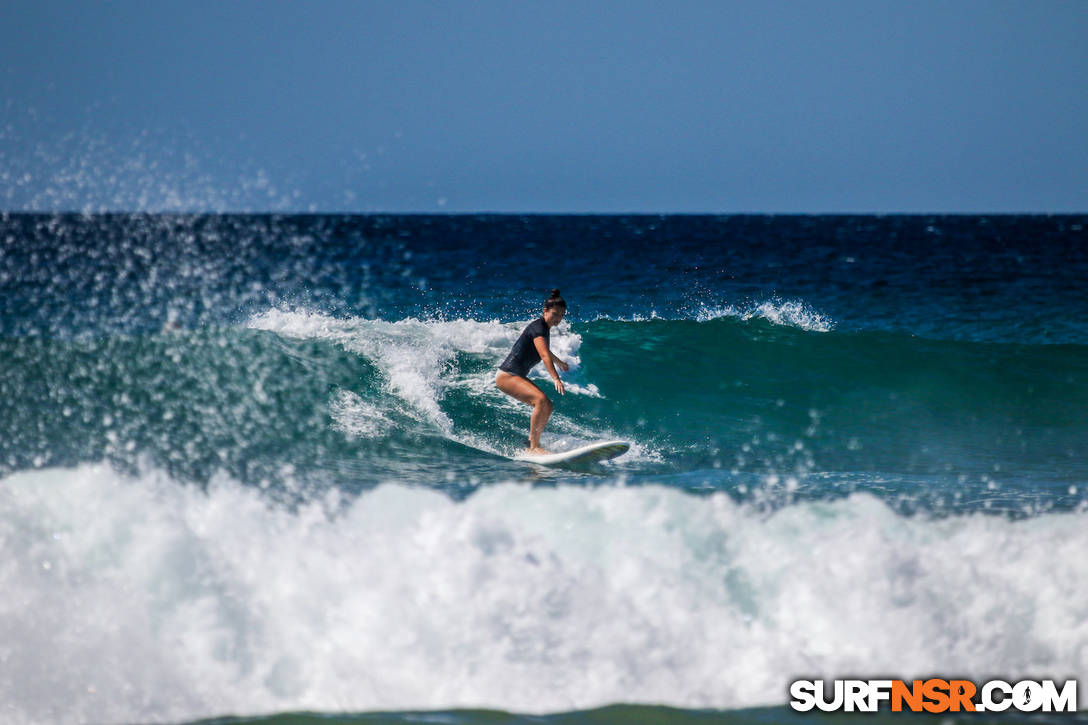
[533,336,565,395]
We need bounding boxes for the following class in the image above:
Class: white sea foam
[329,389,391,439]
[2,464,1085,724]
[249,310,505,431]
[592,299,835,332]
[693,299,834,331]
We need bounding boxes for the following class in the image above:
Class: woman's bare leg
[496,372,554,452]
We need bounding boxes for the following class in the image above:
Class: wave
[580,316,1088,487]
[593,298,835,332]
[246,309,616,454]
[693,299,835,331]
[1,308,1085,508]
[2,464,1086,724]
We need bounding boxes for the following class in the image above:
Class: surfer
[496,289,569,454]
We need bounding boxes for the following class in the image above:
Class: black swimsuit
[499,318,549,377]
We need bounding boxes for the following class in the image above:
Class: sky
[1,0,1086,213]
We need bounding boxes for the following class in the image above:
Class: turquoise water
[3,316,1085,512]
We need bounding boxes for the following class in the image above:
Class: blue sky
[2,1,1086,212]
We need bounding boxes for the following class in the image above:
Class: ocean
[1,213,1086,724]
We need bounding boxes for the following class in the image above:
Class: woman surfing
[496,289,569,454]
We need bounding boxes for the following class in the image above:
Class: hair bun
[543,289,566,311]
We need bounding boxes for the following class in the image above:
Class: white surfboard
[513,440,630,466]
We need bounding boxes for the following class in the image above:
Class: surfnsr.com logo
[789,679,1078,713]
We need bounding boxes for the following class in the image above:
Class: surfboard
[513,440,630,466]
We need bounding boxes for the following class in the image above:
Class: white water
[2,463,1086,724]
[592,298,835,332]
[693,299,835,331]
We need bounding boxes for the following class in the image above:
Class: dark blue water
[1,213,1085,724]
[3,214,1086,342]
